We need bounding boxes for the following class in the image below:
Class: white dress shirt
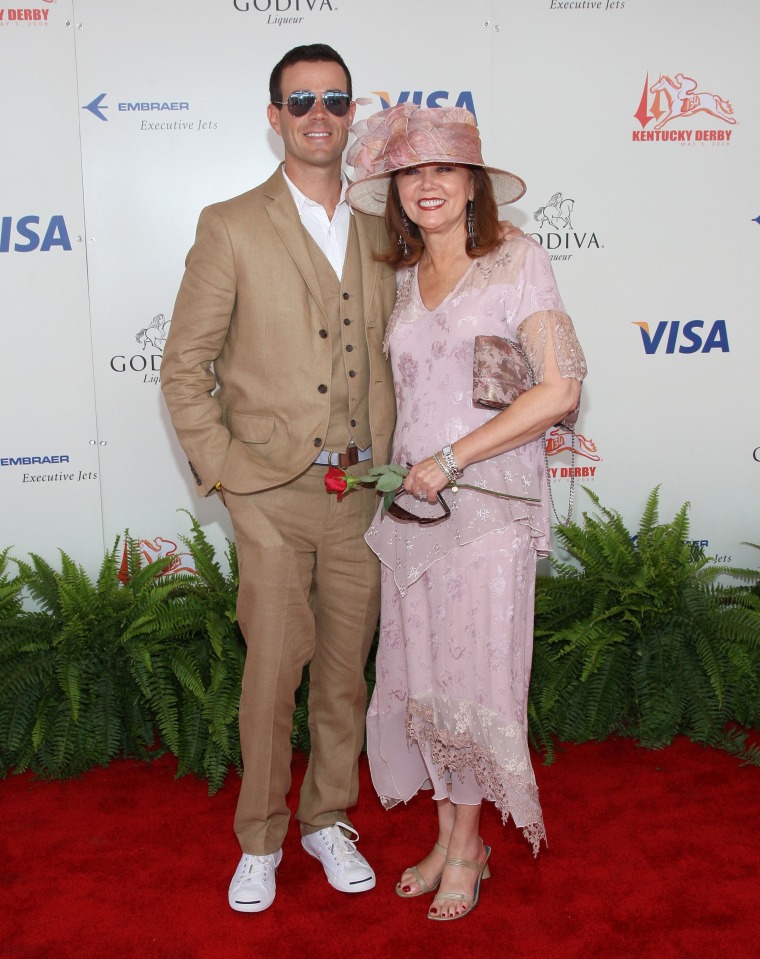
[282,166,352,278]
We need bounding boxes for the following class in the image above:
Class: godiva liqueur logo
[232,0,337,25]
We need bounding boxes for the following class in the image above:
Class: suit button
[196,477,202,486]
[318,384,328,393]
[313,437,322,447]
[346,344,353,352]
[343,318,351,325]
[342,292,350,300]
[349,370,357,378]
[319,329,328,338]
[351,419,357,427]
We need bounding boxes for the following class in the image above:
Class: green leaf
[375,472,405,493]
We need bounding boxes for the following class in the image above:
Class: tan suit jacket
[161,167,397,496]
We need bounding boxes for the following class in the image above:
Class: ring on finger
[417,489,425,501]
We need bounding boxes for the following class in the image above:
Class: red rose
[324,466,348,501]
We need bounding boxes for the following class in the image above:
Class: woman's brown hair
[379,167,502,268]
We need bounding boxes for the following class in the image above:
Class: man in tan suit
[161,44,396,913]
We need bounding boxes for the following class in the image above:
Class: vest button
[319,329,328,338]
[351,419,357,427]
[345,344,353,352]
[343,318,351,325]
[348,370,357,378]
[313,437,322,447]
[318,384,328,393]
[342,292,350,300]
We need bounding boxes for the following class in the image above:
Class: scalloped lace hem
[378,697,547,857]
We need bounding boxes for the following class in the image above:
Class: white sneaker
[301,822,376,894]
[228,850,283,913]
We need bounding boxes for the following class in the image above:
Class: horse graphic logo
[533,192,574,230]
[138,537,196,575]
[635,73,735,130]
[135,313,170,352]
[545,429,600,462]
[117,537,196,582]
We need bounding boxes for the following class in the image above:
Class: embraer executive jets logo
[82,94,190,122]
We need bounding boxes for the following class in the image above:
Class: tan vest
[305,217,372,451]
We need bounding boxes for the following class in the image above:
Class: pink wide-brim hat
[345,103,526,216]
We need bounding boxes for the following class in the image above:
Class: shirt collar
[281,165,352,216]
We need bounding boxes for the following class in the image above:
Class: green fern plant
[5,492,755,788]
[0,547,23,618]
[719,542,760,733]
[1,514,296,791]
[0,519,246,791]
[530,488,760,763]
[120,513,246,794]
[0,541,168,777]
[291,665,311,752]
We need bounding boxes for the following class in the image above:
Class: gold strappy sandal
[427,844,492,921]
[395,842,448,899]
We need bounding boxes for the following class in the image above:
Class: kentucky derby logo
[545,429,601,482]
[545,429,600,462]
[136,313,170,352]
[138,537,195,575]
[0,6,52,24]
[633,72,735,143]
[118,537,196,582]
[527,192,600,263]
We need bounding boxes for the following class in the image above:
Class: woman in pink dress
[346,104,587,921]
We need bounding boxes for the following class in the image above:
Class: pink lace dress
[365,238,587,855]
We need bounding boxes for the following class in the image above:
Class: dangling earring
[398,206,411,258]
[466,200,477,248]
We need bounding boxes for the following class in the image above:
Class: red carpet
[1,738,758,959]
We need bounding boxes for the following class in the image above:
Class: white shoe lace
[324,822,362,864]
[235,854,274,889]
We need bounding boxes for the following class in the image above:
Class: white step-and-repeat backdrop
[1,0,758,576]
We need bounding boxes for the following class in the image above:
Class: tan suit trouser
[226,463,380,855]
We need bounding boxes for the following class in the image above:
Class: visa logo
[633,320,729,354]
[0,215,72,253]
[372,90,476,119]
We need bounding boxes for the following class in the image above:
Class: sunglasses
[386,488,452,525]
[272,90,353,118]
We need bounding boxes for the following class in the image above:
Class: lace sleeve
[517,309,587,383]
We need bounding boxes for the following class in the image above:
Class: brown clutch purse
[472,334,580,430]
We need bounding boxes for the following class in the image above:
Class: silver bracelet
[440,444,463,479]
[433,452,454,482]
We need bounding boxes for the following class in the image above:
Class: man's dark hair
[269,43,352,105]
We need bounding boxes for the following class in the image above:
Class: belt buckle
[339,446,360,468]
